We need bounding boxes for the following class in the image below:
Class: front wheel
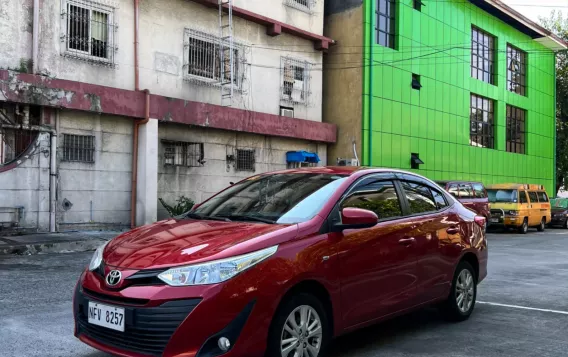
[518,218,528,234]
[537,218,546,232]
[267,293,330,357]
[440,261,477,322]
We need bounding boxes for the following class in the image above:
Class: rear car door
[459,184,475,212]
[527,191,540,226]
[336,177,418,328]
[472,183,490,218]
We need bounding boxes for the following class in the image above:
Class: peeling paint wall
[57,110,133,230]
[157,123,327,220]
[0,0,33,72]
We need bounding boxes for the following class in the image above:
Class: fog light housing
[218,337,231,352]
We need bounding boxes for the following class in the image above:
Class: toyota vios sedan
[74,167,488,357]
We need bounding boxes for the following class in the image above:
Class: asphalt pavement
[1,229,568,357]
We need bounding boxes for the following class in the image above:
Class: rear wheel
[440,261,477,321]
[564,220,568,229]
[537,218,546,232]
[267,293,330,357]
[518,218,528,234]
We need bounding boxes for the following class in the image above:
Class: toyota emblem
[106,270,122,286]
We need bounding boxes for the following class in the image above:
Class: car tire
[266,293,330,357]
[518,218,528,234]
[440,261,477,322]
[537,218,546,232]
[564,220,568,229]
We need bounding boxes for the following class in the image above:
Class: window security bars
[506,105,526,155]
[61,0,118,66]
[281,57,312,105]
[376,0,396,49]
[470,94,495,149]
[184,28,244,88]
[507,45,527,96]
[471,27,496,85]
[62,134,95,162]
[284,0,315,13]
[236,149,255,171]
[163,141,205,167]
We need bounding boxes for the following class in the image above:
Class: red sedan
[73,167,488,357]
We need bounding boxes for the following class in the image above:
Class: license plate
[88,301,125,332]
[490,218,499,223]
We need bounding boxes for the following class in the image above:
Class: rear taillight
[474,215,486,228]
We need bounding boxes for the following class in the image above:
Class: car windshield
[487,189,518,203]
[190,173,348,224]
[551,199,568,209]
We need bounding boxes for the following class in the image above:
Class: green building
[323,0,566,194]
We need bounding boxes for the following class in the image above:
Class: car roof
[486,183,547,191]
[436,180,483,185]
[263,166,428,177]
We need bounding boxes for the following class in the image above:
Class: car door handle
[446,227,460,235]
[398,238,416,246]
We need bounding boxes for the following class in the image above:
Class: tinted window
[401,182,437,214]
[537,192,549,202]
[519,191,528,203]
[341,180,402,219]
[459,184,474,199]
[528,192,538,203]
[472,183,486,198]
[432,189,448,210]
[448,184,459,198]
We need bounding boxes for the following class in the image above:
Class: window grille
[163,141,205,167]
[183,28,245,88]
[61,0,118,66]
[284,0,315,13]
[281,57,312,105]
[0,104,41,166]
[471,27,496,85]
[376,0,396,49]
[236,149,255,171]
[470,94,494,149]
[62,134,95,162]
[506,105,526,154]
[507,45,527,96]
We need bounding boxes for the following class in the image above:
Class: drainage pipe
[32,0,40,74]
[130,89,150,228]
[49,133,57,232]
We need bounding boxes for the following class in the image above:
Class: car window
[341,180,402,220]
[431,188,448,210]
[459,184,474,199]
[488,189,518,203]
[537,192,549,203]
[401,181,437,214]
[448,184,459,198]
[472,183,486,198]
[528,191,538,203]
[519,191,528,203]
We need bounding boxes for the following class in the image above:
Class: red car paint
[74,167,488,357]
[437,181,490,220]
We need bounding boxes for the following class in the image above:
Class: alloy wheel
[280,305,322,357]
[455,269,474,313]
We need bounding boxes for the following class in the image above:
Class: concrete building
[0,0,336,231]
[324,0,566,194]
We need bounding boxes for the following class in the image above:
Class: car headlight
[158,245,278,286]
[89,241,109,271]
[507,210,519,216]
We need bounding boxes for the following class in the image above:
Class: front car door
[334,176,418,328]
[527,191,540,226]
[518,190,530,224]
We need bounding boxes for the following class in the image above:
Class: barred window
[163,141,204,167]
[376,0,395,49]
[506,105,526,154]
[284,0,314,13]
[184,29,242,87]
[236,149,255,172]
[471,27,496,85]
[62,134,95,162]
[470,94,494,149]
[62,0,117,66]
[507,45,527,96]
[281,57,312,105]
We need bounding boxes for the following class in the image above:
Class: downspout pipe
[32,0,39,74]
[130,89,150,228]
[134,0,140,91]
[367,2,374,167]
[50,132,57,232]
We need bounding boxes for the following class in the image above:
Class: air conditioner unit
[337,158,359,167]
[291,80,304,102]
[280,107,294,118]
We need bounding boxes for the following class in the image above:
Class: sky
[502,0,566,24]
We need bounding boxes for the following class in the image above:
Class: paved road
[1,230,568,357]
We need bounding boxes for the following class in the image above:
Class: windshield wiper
[184,213,232,222]
[218,215,276,224]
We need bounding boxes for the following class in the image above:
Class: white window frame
[183,28,246,90]
[280,57,312,106]
[284,0,315,13]
[60,0,117,66]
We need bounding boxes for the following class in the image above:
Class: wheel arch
[460,252,479,282]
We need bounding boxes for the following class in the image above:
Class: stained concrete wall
[157,123,327,220]
[323,2,364,164]
[56,110,132,230]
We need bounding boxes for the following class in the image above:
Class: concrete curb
[0,238,110,255]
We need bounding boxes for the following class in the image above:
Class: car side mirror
[333,207,378,232]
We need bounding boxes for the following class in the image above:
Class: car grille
[75,287,201,356]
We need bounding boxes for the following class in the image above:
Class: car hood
[103,219,296,270]
[489,203,518,211]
